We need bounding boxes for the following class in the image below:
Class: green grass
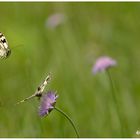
[0,2,140,138]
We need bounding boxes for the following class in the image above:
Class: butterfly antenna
[11,44,24,50]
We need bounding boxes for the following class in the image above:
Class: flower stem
[106,70,117,103]
[106,69,124,136]
[54,107,80,138]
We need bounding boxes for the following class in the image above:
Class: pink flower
[39,91,58,117]
[93,56,117,74]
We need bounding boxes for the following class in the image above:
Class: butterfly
[0,32,11,59]
[16,73,51,105]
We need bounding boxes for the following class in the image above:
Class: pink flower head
[46,13,65,29]
[93,56,117,74]
[39,91,58,117]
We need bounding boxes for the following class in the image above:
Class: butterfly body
[0,32,11,59]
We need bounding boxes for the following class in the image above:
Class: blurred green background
[0,2,140,138]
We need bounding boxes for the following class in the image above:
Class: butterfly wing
[0,32,11,59]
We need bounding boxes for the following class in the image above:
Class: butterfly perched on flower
[16,73,51,105]
[0,32,11,59]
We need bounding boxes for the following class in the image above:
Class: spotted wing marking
[0,32,11,59]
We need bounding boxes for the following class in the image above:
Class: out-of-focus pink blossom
[93,56,117,74]
[45,13,65,29]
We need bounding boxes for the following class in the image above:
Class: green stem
[106,69,124,136]
[106,70,117,104]
[54,107,80,138]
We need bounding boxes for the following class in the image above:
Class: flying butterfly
[16,73,51,105]
[0,32,11,59]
